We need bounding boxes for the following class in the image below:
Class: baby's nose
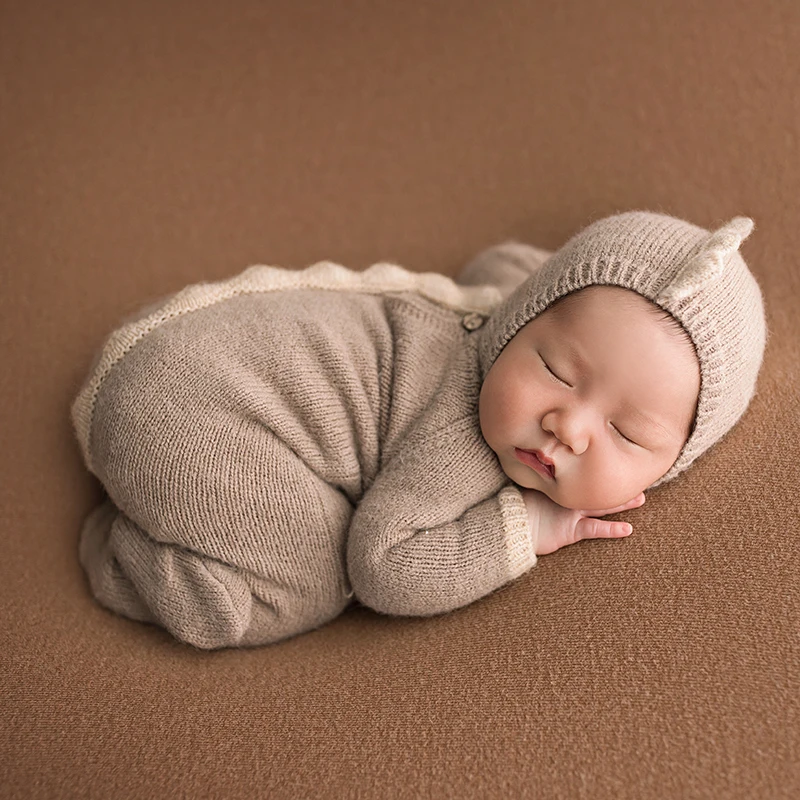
[543,410,591,455]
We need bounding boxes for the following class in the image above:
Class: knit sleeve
[346,415,537,617]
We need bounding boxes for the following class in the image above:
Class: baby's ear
[657,217,754,304]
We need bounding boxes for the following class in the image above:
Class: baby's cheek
[512,372,542,425]
[490,377,527,432]
[566,457,627,509]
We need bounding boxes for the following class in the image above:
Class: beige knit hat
[478,211,768,488]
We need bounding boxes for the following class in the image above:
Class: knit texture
[72,213,766,650]
[478,211,768,486]
[72,254,544,649]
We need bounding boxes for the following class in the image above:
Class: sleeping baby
[71,211,767,649]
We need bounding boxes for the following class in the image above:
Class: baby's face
[479,286,701,510]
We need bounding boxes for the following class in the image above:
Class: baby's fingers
[577,517,633,541]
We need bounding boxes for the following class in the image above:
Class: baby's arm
[346,445,644,618]
[456,241,553,299]
[346,419,536,618]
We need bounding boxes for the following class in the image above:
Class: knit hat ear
[658,217,755,304]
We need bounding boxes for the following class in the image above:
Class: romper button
[461,312,485,331]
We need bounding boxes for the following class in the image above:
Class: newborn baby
[71,211,767,649]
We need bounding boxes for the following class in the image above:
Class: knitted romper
[72,246,545,650]
[73,212,765,651]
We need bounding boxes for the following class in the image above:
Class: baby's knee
[153,559,349,650]
[79,498,157,625]
[144,558,347,650]
[80,501,347,650]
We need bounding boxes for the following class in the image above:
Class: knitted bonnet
[478,211,768,488]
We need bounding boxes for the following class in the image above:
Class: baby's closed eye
[539,353,644,447]
[539,355,572,388]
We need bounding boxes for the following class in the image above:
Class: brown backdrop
[2,1,798,798]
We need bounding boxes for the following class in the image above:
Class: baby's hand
[521,489,645,556]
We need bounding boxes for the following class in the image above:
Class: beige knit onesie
[73,245,547,649]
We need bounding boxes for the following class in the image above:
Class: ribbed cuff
[498,485,537,580]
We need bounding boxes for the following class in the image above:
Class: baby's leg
[78,306,358,648]
[82,411,354,648]
[80,497,345,649]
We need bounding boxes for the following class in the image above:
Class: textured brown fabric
[2,1,798,798]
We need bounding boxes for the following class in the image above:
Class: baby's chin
[537,483,641,512]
